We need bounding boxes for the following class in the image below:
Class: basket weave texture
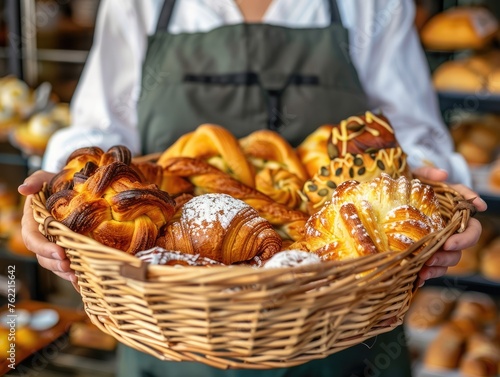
[32,178,471,370]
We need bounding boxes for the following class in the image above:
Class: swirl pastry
[159,157,309,241]
[300,112,411,212]
[156,193,282,265]
[289,173,445,261]
[49,145,133,194]
[239,130,308,210]
[157,124,255,188]
[46,162,176,254]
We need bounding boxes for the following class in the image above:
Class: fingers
[18,170,55,196]
[22,195,71,279]
[418,265,449,284]
[444,217,482,251]
[425,249,462,269]
[36,254,73,277]
[418,248,462,285]
[412,166,448,182]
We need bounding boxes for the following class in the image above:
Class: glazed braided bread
[46,162,176,254]
[289,173,445,261]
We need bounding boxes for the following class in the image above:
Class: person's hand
[412,166,487,286]
[18,170,76,283]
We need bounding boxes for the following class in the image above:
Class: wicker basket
[31,178,472,370]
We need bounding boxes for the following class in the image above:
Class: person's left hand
[412,167,487,287]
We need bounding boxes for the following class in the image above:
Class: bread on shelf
[420,6,498,51]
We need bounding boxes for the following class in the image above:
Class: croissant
[300,112,412,212]
[289,173,445,261]
[157,124,256,188]
[156,193,282,264]
[49,145,133,194]
[158,157,309,241]
[46,162,176,254]
[239,130,308,210]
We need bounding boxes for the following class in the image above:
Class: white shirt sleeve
[340,0,471,186]
[42,0,161,172]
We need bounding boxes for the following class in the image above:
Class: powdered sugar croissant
[156,193,282,264]
[289,174,445,261]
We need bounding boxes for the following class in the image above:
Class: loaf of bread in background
[459,332,500,377]
[423,320,468,370]
[421,7,498,51]
[480,236,500,281]
[406,287,457,329]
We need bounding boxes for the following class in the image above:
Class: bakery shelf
[425,274,500,297]
[438,91,500,115]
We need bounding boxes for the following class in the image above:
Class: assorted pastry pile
[42,112,447,268]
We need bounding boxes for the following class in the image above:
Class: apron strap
[157,0,342,32]
[156,0,177,32]
[328,0,343,25]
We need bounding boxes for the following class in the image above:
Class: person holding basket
[19,0,486,376]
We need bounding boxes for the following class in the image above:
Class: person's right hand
[18,170,76,283]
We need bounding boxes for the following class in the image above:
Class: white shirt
[43,0,471,186]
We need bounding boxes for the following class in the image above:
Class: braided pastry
[132,160,194,196]
[46,162,176,254]
[157,124,256,188]
[296,125,333,179]
[159,157,309,241]
[300,112,411,212]
[239,130,308,210]
[49,145,133,194]
[156,193,282,265]
[289,173,445,261]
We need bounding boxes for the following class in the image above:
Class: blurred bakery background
[0,0,498,376]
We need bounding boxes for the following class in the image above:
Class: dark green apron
[125,0,412,376]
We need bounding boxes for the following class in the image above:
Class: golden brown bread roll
[489,160,500,192]
[452,291,497,326]
[239,130,308,210]
[157,124,255,188]
[156,193,282,265]
[46,162,176,254]
[158,157,309,241]
[288,173,445,261]
[405,287,457,330]
[433,61,486,93]
[480,237,500,281]
[420,7,498,51]
[300,112,411,212]
[11,103,70,156]
[459,333,500,377]
[423,321,468,370]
